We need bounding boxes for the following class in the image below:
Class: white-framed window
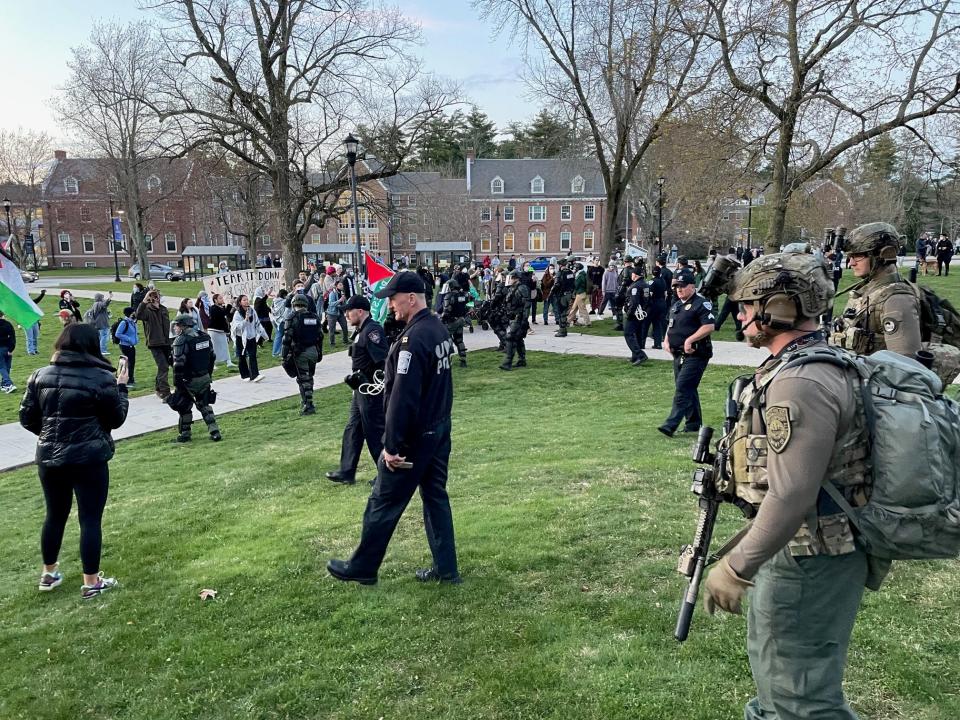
[480,232,492,253]
[260,234,271,247]
[145,234,154,253]
[408,195,416,207]
[146,175,161,193]
[407,213,417,226]
[528,230,546,252]
[503,206,515,222]
[481,207,491,222]
[408,233,418,244]
[571,175,585,193]
[491,177,504,194]
[165,232,177,253]
[583,230,595,251]
[392,232,402,247]
[756,196,765,205]
[503,231,515,252]
[561,205,572,221]
[560,231,572,251]
[584,204,596,221]
[58,232,71,253]
[529,205,546,222]
[84,261,97,268]
[311,232,322,242]
[530,176,544,194]
[55,207,65,222]
[82,233,95,253]
[163,207,174,223]
[63,177,79,194]
[80,206,91,222]
[60,261,73,268]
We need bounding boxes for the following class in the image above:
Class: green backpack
[784,347,960,560]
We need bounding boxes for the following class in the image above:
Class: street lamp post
[746,187,754,249]
[108,197,122,282]
[344,133,365,289]
[657,176,665,258]
[495,206,501,259]
[3,197,12,247]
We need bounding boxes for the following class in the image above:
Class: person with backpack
[831,222,922,358]
[85,292,113,355]
[113,307,138,388]
[702,251,877,719]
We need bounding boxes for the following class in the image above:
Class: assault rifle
[674,376,755,642]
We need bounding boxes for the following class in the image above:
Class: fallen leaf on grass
[199,589,218,601]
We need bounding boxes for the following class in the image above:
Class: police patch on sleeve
[368,331,381,344]
[765,406,792,453]
[397,350,413,375]
[703,301,713,310]
[882,318,899,334]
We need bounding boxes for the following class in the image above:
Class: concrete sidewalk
[0,327,762,473]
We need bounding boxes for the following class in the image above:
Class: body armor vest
[831,275,918,355]
[181,331,213,379]
[291,312,321,349]
[557,270,576,293]
[728,347,870,556]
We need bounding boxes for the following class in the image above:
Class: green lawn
[1,351,957,719]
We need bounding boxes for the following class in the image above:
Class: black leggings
[39,463,110,574]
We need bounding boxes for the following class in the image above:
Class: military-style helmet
[845,222,900,260]
[291,293,309,308]
[728,251,834,325]
[557,257,569,266]
[173,313,196,327]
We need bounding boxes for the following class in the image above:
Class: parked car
[127,262,184,281]
[529,256,553,271]
[20,269,39,283]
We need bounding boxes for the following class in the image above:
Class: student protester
[0,310,16,393]
[271,289,289,357]
[58,290,82,323]
[230,294,267,382]
[23,289,47,355]
[207,293,235,369]
[114,307,139,388]
[19,323,129,598]
[132,289,172,400]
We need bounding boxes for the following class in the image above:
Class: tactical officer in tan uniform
[702,252,879,720]
[831,221,922,357]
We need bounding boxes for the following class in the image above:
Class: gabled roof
[43,156,194,199]
[470,158,604,199]
[382,172,465,197]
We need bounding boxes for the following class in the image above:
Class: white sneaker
[81,573,118,599]
[252,375,264,383]
[1,384,16,394]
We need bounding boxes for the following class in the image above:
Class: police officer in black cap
[281,293,323,416]
[613,255,636,331]
[623,266,651,365]
[327,271,461,585]
[168,313,221,443]
[326,294,389,485]
[658,269,716,437]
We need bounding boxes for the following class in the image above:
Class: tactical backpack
[110,319,123,344]
[915,284,960,385]
[783,348,960,560]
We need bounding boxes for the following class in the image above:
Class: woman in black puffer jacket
[19,323,129,599]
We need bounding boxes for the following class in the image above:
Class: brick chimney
[54,150,67,161]
[465,148,475,193]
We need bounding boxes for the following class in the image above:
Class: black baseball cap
[342,294,371,312]
[672,270,696,287]
[373,271,426,298]
[630,266,644,277]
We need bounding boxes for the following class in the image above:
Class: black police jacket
[626,279,651,316]
[19,351,129,468]
[288,310,323,350]
[351,316,389,374]
[666,293,716,358]
[383,308,455,455]
[649,277,669,310]
[173,329,215,384]
[556,268,576,293]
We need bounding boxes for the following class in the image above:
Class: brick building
[467,153,607,259]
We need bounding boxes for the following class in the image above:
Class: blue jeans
[543,296,556,323]
[0,348,12,387]
[98,327,110,354]
[25,323,39,354]
[272,320,285,356]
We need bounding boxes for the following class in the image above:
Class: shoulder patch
[703,301,713,310]
[368,331,381,344]
[401,336,410,344]
[397,350,413,375]
[882,318,899,334]
[765,406,792,453]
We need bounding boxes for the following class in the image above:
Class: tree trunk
[766,106,797,253]
[602,183,624,261]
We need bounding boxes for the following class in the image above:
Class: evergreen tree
[525,109,573,157]
[459,107,497,158]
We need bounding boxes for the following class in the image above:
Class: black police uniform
[648,273,668,349]
[441,278,470,366]
[170,327,219,441]
[661,292,715,434]
[500,280,531,370]
[623,276,652,364]
[281,306,323,414]
[554,264,576,335]
[332,315,389,483]
[345,307,459,580]
[613,263,636,330]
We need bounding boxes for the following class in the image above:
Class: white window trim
[583,230,595,251]
[80,206,91,223]
[165,232,177,253]
[63,177,79,194]
[479,233,492,253]
[528,205,546,222]
[480,207,491,222]
[561,205,572,221]
[82,233,96,254]
[146,175,162,193]
[584,204,596,221]
[560,231,572,251]
[502,206,514,222]
[145,234,154,253]
[571,175,584,193]
[530,176,544,194]
[528,230,546,252]
[58,232,71,253]
[260,234,271,247]
[503,231,515,252]
[491,176,504,194]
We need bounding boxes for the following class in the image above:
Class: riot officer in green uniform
[553,258,576,337]
[169,313,221,443]
[831,221,922,357]
[499,270,530,371]
[703,251,877,720]
[281,293,323,415]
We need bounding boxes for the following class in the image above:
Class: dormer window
[491,176,504,194]
[571,175,584,193]
[63,176,79,194]
[531,176,544,194]
[146,175,162,193]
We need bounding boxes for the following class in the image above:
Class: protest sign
[201,268,284,300]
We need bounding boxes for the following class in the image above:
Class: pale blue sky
[1,0,536,144]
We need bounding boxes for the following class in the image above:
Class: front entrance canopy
[181,245,248,280]
[415,241,473,270]
[301,244,360,269]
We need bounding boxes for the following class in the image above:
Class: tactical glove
[702,556,754,615]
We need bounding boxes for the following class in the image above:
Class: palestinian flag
[0,250,43,328]
[365,252,395,324]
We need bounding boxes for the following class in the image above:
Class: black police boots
[326,559,377,585]
[326,471,355,485]
[415,567,462,585]
[555,328,567,337]
[210,431,222,442]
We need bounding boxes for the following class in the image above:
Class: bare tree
[708,0,960,252]
[0,129,54,265]
[54,22,179,280]
[150,0,458,287]
[476,0,718,259]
